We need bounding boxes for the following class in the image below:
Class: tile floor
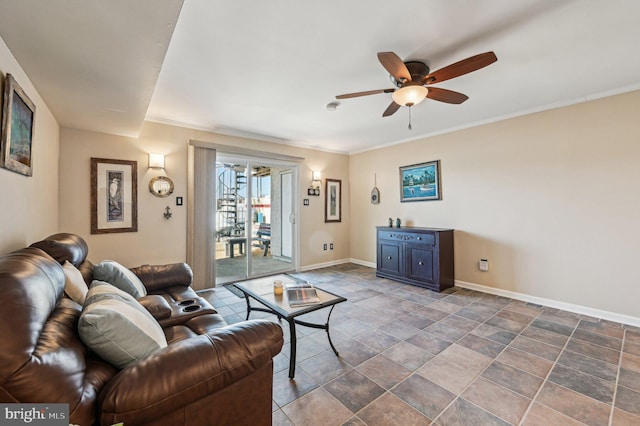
[204,264,640,426]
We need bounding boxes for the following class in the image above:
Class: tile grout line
[430,300,543,426]
[517,316,631,426]
[608,328,626,426]
[426,292,502,424]
[365,290,491,425]
[515,315,583,426]
[348,289,493,425]
[348,325,453,424]
[483,303,551,425]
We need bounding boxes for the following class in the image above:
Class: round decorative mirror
[149,176,174,198]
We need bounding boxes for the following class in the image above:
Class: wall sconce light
[149,153,165,169]
[308,170,321,196]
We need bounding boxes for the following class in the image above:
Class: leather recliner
[0,233,283,425]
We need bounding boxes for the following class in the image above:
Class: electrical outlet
[330,243,334,250]
[479,259,489,272]
[323,244,327,250]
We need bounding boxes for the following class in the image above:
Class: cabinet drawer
[377,231,435,245]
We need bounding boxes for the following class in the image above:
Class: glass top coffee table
[233,274,347,378]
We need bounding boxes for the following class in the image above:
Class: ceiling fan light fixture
[392,85,428,107]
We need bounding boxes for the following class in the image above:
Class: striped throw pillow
[79,281,167,368]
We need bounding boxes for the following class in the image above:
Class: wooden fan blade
[377,52,411,82]
[426,87,469,104]
[336,88,395,99]
[382,101,401,117]
[423,51,497,85]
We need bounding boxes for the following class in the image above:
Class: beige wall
[59,121,350,268]
[0,37,59,253]
[349,90,640,318]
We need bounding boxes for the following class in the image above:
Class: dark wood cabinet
[376,227,454,292]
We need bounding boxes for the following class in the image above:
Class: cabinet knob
[418,261,424,266]
[417,237,422,240]
[387,256,392,260]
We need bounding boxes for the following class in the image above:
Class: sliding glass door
[214,154,296,284]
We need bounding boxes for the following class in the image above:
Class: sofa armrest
[137,294,172,320]
[130,263,193,292]
[97,319,283,425]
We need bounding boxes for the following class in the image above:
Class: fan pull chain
[408,106,412,130]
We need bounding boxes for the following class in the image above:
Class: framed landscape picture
[399,160,441,202]
[1,74,36,176]
[325,178,342,222]
[91,158,138,234]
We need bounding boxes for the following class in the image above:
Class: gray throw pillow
[93,260,147,298]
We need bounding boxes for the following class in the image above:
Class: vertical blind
[187,145,216,289]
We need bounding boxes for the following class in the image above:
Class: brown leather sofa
[0,233,283,425]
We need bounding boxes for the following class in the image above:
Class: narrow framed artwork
[1,74,36,176]
[399,160,442,202]
[325,178,342,223]
[91,158,138,234]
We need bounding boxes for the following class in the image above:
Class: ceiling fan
[335,51,497,118]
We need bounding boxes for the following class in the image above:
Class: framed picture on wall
[325,178,342,222]
[399,160,441,202]
[1,74,36,176]
[91,158,138,234]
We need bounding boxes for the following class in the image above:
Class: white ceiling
[0,0,184,138]
[1,1,640,154]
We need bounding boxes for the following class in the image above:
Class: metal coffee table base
[243,296,339,379]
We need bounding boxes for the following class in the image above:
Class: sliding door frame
[188,140,303,287]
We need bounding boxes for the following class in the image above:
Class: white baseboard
[349,258,376,268]
[455,279,640,328]
[298,259,351,271]
[299,258,377,271]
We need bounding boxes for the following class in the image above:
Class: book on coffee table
[286,282,321,307]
